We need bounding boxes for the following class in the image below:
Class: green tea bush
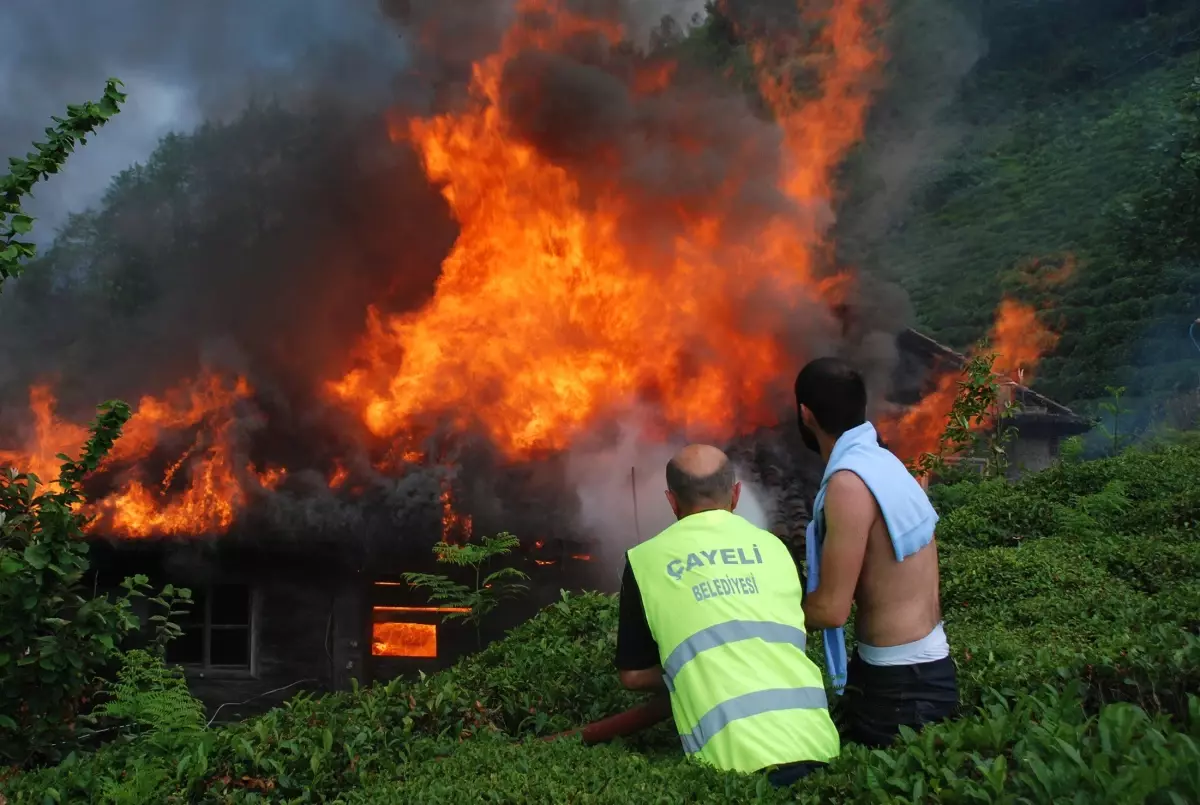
[342,685,1200,805]
[3,441,1198,803]
[933,443,1200,546]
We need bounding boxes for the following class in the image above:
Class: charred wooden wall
[88,538,603,719]
[89,541,367,722]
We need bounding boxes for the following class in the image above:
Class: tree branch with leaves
[1,78,127,289]
[403,532,530,648]
[910,348,1018,482]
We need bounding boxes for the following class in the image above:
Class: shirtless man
[793,357,959,747]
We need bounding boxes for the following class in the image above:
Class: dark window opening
[165,584,253,670]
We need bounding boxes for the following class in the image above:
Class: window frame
[169,583,259,678]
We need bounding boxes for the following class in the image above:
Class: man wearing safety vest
[615,444,840,787]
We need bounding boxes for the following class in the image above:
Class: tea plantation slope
[3,443,1200,804]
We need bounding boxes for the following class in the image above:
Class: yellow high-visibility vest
[627,509,840,773]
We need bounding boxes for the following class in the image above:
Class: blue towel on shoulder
[805,421,939,694]
[804,518,848,693]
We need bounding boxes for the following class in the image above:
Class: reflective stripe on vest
[678,686,829,754]
[662,620,808,693]
[626,509,841,773]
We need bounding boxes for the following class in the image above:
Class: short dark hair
[794,357,867,437]
[666,455,735,510]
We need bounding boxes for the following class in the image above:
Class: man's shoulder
[625,531,673,572]
[825,469,876,502]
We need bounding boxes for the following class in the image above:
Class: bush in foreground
[3,441,1199,803]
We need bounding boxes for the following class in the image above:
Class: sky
[0,0,408,244]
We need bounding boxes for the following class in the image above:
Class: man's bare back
[852,482,943,647]
[793,356,959,747]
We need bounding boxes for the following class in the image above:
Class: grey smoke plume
[565,408,774,571]
[836,0,986,263]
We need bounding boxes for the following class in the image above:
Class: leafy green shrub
[910,350,1016,481]
[939,538,1116,618]
[344,686,1200,804]
[14,686,1196,804]
[0,79,149,767]
[932,441,1200,546]
[934,482,1104,547]
[0,403,142,765]
[3,443,1199,802]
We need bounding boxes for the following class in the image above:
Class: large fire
[330,0,883,458]
[0,1,1058,541]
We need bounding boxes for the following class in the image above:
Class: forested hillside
[855,0,1200,417]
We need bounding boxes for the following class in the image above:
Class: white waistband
[857,622,949,667]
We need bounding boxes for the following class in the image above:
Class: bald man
[615,445,840,787]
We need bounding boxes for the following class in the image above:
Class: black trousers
[765,760,826,788]
[837,653,960,748]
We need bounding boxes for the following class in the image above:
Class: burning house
[0,2,1092,718]
[4,316,1089,720]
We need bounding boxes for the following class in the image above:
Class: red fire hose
[541,696,672,745]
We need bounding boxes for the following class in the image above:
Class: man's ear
[664,489,681,519]
[800,404,816,429]
[730,481,741,512]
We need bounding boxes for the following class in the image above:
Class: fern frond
[95,649,205,734]
[481,532,519,554]
[401,573,472,609]
[481,566,529,586]
[433,541,489,566]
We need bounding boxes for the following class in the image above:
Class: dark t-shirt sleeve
[615,556,661,670]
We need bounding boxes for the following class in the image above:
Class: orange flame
[253,464,287,491]
[0,385,89,486]
[1010,253,1076,292]
[755,0,885,207]
[91,370,258,538]
[440,483,473,544]
[331,0,886,458]
[328,460,349,489]
[373,606,470,613]
[879,299,1059,462]
[372,622,437,658]
[0,370,266,538]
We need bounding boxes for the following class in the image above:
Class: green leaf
[9,212,33,234]
[24,542,50,569]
